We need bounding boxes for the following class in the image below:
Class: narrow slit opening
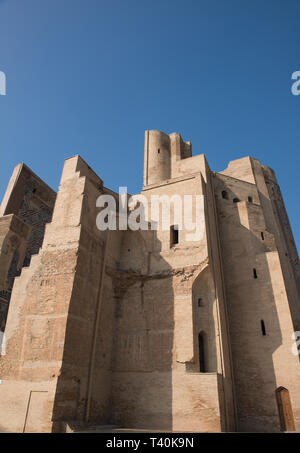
[170,225,179,247]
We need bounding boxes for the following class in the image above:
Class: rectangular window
[170,225,179,247]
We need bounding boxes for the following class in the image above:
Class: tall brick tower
[0,131,299,432]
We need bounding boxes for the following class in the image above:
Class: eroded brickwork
[0,164,56,334]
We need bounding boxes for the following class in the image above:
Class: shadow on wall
[50,200,176,431]
[108,228,173,430]
[188,267,218,374]
[216,183,293,432]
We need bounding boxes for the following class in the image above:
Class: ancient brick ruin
[0,130,299,432]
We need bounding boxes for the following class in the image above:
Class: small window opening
[198,333,206,372]
[253,268,258,279]
[32,188,37,194]
[261,232,265,240]
[197,298,203,307]
[221,190,228,200]
[170,225,179,247]
[248,196,253,203]
[158,148,160,154]
[261,320,266,336]
[233,198,240,203]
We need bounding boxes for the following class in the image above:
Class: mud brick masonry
[0,130,299,432]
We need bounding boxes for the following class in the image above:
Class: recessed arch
[191,267,218,373]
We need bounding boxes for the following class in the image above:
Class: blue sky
[0,0,299,249]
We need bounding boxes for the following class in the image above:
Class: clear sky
[0,0,299,250]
